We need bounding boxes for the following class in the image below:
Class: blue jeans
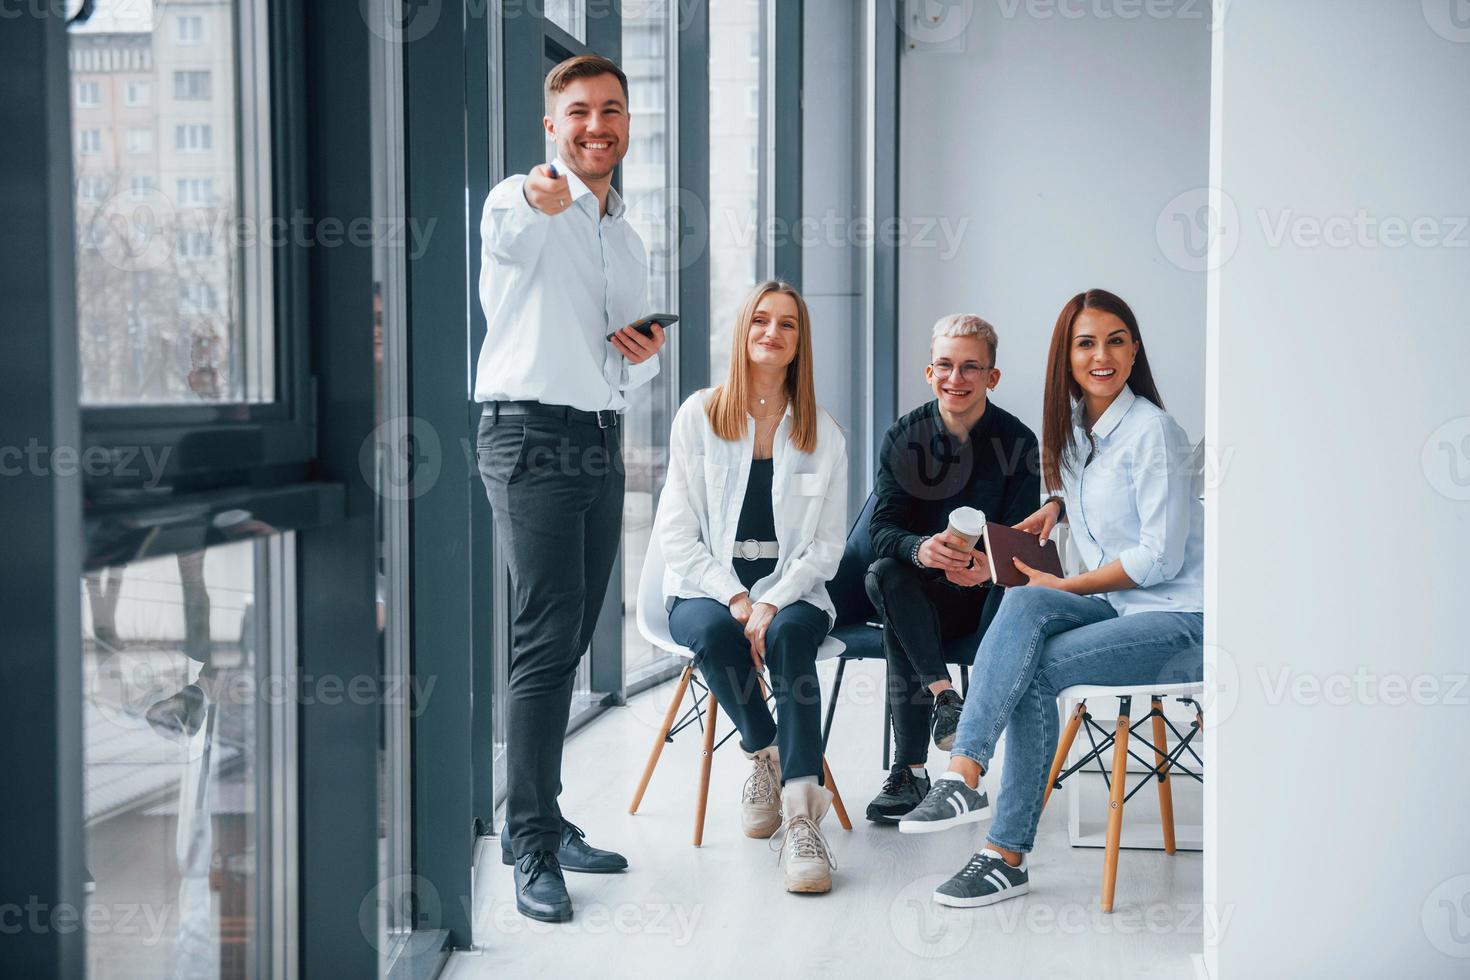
[950,586,1203,853]
[668,597,828,784]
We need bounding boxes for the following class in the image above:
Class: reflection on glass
[368,0,414,962]
[709,0,762,383]
[69,0,271,405]
[545,0,585,42]
[82,538,276,978]
[621,0,679,685]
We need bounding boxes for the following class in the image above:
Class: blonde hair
[930,313,999,365]
[704,280,819,453]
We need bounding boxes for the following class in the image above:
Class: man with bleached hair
[862,314,1040,823]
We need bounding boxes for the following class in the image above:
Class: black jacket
[869,399,1041,565]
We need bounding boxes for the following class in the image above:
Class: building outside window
[174,69,212,100]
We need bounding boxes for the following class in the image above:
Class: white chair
[1038,437,1208,912]
[1041,681,1205,912]
[627,531,852,844]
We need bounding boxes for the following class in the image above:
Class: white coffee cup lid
[949,506,986,535]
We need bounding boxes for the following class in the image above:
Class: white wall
[1210,3,1470,976]
[897,4,1212,440]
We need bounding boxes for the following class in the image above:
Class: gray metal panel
[293,0,386,972]
[468,0,499,835]
[0,7,84,977]
[770,0,803,288]
[403,0,478,950]
[677,0,711,396]
[870,2,901,462]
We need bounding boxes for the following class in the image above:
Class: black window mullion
[0,9,86,977]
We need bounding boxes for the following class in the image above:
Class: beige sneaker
[740,746,782,839]
[775,781,835,893]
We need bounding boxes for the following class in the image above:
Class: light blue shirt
[473,157,659,411]
[1060,385,1204,616]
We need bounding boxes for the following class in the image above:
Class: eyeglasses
[929,360,992,381]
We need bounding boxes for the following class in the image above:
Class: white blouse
[654,389,849,624]
[1060,384,1205,616]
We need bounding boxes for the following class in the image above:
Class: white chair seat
[637,531,846,662]
[1057,680,1204,702]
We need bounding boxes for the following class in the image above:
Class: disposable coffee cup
[946,507,986,551]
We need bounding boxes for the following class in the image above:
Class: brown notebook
[981,522,1065,588]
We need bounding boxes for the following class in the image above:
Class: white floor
[442,658,1203,980]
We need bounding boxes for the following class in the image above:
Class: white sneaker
[741,746,782,839]
[775,781,835,893]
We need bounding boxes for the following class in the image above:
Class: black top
[869,399,1041,566]
[732,457,777,590]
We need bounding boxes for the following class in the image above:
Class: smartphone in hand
[606,313,678,341]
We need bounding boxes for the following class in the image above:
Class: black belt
[482,400,620,429]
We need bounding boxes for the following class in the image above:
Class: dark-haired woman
[655,280,848,894]
[896,289,1204,911]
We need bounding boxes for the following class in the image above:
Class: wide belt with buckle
[735,539,779,561]
[482,400,619,429]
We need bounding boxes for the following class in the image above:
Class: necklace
[750,394,787,419]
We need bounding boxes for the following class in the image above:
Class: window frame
[79,0,315,501]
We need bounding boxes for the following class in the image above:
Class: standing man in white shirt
[473,54,666,924]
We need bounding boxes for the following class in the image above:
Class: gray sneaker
[933,849,1029,908]
[897,774,990,834]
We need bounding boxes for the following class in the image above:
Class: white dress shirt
[1060,384,1205,616]
[473,157,659,411]
[655,390,849,625]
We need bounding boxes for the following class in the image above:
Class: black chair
[822,490,1005,769]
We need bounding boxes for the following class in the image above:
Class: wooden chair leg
[693,690,719,846]
[1101,696,1132,913]
[1151,697,1177,855]
[822,757,852,830]
[1043,701,1086,812]
[629,664,694,814]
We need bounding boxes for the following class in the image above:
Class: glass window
[708,0,763,383]
[620,0,680,688]
[544,0,585,42]
[175,123,213,151]
[77,80,101,107]
[178,229,215,259]
[82,536,291,979]
[70,1,273,406]
[174,70,212,101]
[177,177,215,206]
[176,14,204,45]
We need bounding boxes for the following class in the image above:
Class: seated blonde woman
[653,280,848,894]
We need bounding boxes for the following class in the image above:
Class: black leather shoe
[501,819,629,874]
[513,850,572,923]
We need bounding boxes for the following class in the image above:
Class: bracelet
[1045,496,1066,521]
[910,535,930,568]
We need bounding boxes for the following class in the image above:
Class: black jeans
[476,410,624,857]
[667,597,828,784]
[865,557,986,767]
